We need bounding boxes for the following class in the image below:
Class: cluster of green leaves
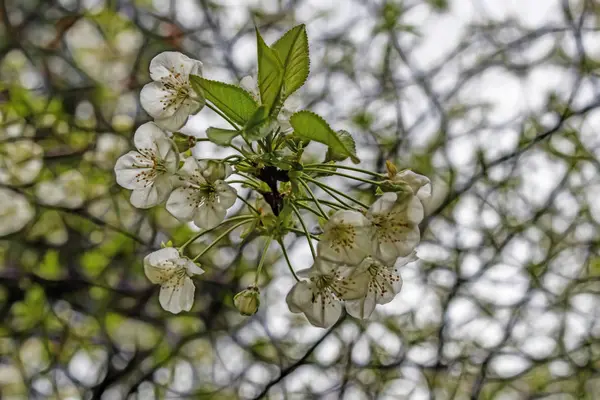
[189,24,359,164]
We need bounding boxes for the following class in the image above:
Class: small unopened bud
[385,160,398,178]
[234,286,260,316]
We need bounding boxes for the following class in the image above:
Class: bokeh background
[1,0,600,399]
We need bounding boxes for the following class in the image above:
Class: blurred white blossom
[36,170,86,209]
[0,140,43,185]
[0,188,34,237]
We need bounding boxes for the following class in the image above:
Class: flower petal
[114,151,154,190]
[345,293,377,320]
[182,258,205,276]
[193,200,226,229]
[145,247,180,267]
[133,122,165,151]
[130,186,159,208]
[166,186,199,221]
[214,181,237,209]
[395,170,431,201]
[140,81,177,119]
[158,273,194,314]
[154,103,192,132]
[286,281,342,328]
[149,51,202,81]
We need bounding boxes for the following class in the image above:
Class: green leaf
[290,111,360,163]
[256,28,284,114]
[242,106,272,141]
[272,24,310,99]
[325,130,357,163]
[189,75,258,126]
[206,127,239,145]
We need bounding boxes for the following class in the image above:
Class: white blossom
[0,188,34,237]
[114,122,178,209]
[317,210,371,265]
[140,51,204,131]
[344,253,417,319]
[286,258,369,328]
[166,158,237,229]
[36,170,86,209]
[392,170,431,204]
[0,140,44,185]
[367,192,423,264]
[143,247,204,314]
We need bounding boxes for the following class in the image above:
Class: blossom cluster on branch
[111,25,431,327]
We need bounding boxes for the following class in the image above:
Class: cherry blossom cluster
[112,26,431,327]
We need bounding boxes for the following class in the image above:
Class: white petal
[178,276,196,312]
[178,157,206,184]
[166,186,198,221]
[304,292,343,328]
[345,293,377,320]
[114,151,154,190]
[153,174,174,204]
[149,51,202,81]
[130,186,159,208]
[133,122,166,151]
[154,105,191,132]
[286,281,342,328]
[328,210,369,227]
[140,81,177,119]
[158,274,195,314]
[319,210,371,265]
[394,251,419,267]
[182,259,205,276]
[286,281,312,313]
[395,170,431,201]
[193,200,226,229]
[372,225,420,264]
[214,181,237,209]
[368,192,397,216]
[145,247,179,267]
[406,196,424,224]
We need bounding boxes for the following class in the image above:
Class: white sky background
[49,0,600,398]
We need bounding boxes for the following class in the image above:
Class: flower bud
[385,160,398,178]
[234,286,260,316]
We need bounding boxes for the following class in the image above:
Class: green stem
[291,203,317,260]
[191,218,254,262]
[254,236,273,285]
[236,194,260,214]
[294,202,326,219]
[232,171,262,188]
[304,167,382,185]
[228,143,245,154]
[287,227,320,241]
[227,179,261,189]
[179,215,255,252]
[278,238,299,282]
[297,179,328,219]
[304,163,386,178]
[206,102,240,131]
[296,197,346,210]
[302,174,369,209]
